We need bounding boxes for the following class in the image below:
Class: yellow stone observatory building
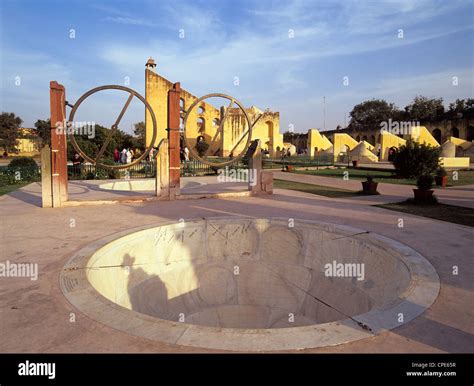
[144,58,284,157]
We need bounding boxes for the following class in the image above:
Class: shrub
[85,171,96,180]
[100,159,120,179]
[393,140,441,179]
[8,157,37,168]
[94,168,111,180]
[6,157,39,183]
[79,160,119,180]
[416,175,434,190]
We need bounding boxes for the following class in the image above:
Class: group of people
[279,148,293,159]
[71,146,189,165]
[113,148,139,164]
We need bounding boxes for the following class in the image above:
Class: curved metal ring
[68,85,157,170]
[182,93,253,168]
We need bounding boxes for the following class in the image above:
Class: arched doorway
[432,128,442,143]
[451,127,459,138]
[197,118,206,134]
[388,146,398,162]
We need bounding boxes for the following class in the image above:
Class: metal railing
[1,155,257,185]
[263,154,334,169]
[67,162,156,180]
[68,159,219,179]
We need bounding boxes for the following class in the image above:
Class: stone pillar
[168,82,181,199]
[157,139,169,198]
[261,171,274,194]
[50,81,68,207]
[249,140,263,194]
[40,145,53,208]
[247,139,273,195]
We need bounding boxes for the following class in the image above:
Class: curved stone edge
[60,217,440,352]
[99,179,206,192]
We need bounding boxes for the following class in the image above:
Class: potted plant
[413,175,434,203]
[435,167,448,187]
[361,175,378,194]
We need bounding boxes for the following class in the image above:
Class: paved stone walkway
[0,178,472,353]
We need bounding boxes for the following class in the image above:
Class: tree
[448,98,474,118]
[283,131,297,141]
[133,121,146,141]
[0,112,22,152]
[393,140,441,179]
[66,124,143,161]
[33,119,51,148]
[348,99,401,131]
[405,96,444,121]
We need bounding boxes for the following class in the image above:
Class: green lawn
[376,201,474,227]
[274,179,372,198]
[0,181,31,196]
[293,168,474,186]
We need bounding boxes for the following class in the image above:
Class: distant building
[285,116,474,155]
[17,128,41,153]
[283,132,308,154]
[322,117,474,146]
[0,128,41,155]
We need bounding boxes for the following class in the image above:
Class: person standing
[148,147,155,162]
[184,146,190,162]
[126,148,132,164]
[72,153,81,166]
[113,148,120,163]
[121,148,127,164]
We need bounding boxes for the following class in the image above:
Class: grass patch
[274,179,369,198]
[0,182,30,196]
[375,200,474,227]
[293,168,474,186]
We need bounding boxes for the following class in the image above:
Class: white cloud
[102,16,157,27]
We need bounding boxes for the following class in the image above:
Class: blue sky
[1,0,473,134]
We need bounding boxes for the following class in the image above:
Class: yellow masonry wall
[440,157,470,169]
[380,132,406,161]
[307,129,332,156]
[333,133,359,156]
[145,68,282,156]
